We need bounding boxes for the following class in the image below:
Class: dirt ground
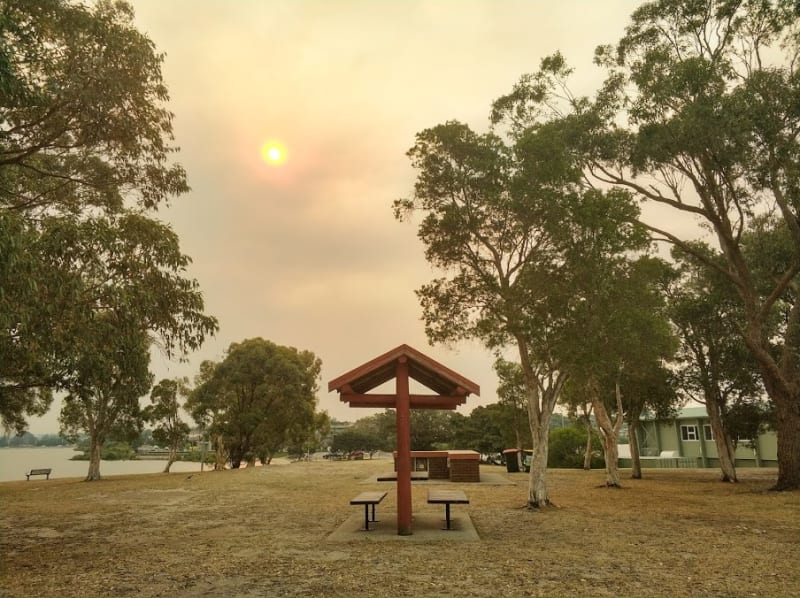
[1,458,798,597]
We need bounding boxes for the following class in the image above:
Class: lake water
[0,447,205,482]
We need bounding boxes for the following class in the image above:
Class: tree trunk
[743,298,800,490]
[774,392,800,490]
[163,446,177,473]
[705,398,737,482]
[595,407,621,487]
[516,336,564,507]
[589,376,623,487]
[85,435,102,481]
[527,418,550,507]
[583,423,593,470]
[628,421,642,479]
[214,434,227,470]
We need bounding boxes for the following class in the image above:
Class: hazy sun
[261,141,287,166]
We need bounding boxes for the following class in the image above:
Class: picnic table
[427,489,469,530]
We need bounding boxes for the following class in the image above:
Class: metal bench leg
[370,503,379,522]
[442,504,453,530]
[361,505,373,531]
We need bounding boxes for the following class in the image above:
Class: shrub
[548,427,603,469]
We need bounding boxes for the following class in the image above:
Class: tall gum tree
[667,245,766,482]
[590,0,800,490]
[145,378,191,473]
[53,214,215,480]
[493,1,800,490]
[0,0,217,456]
[395,121,570,507]
[395,118,644,506]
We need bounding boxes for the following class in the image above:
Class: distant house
[620,406,777,469]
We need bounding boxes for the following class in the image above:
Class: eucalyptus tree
[397,120,574,506]
[145,378,191,473]
[331,427,384,456]
[186,360,229,470]
[592,0,800,490]
[493,0,800,490]
[0,0,217,448]
[189,339,322,468]
[621,360,678,479]
[450,404,509,456]
[559,255,675,487]
[58,314,153,481]
[670,253,752,482]
[396,116,644,506]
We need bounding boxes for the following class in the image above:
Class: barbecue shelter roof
[328,344,480,410]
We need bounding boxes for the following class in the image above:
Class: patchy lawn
[1,459,797,597]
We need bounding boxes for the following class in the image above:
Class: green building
[620,406,777,469]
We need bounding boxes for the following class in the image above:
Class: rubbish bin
[503,448,520,473]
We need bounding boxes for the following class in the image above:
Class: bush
[70,441,136,461]
[548,427,603,469]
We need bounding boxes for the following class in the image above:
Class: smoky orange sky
[27,0,705,433]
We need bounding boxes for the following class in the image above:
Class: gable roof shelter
[329,344,480,535]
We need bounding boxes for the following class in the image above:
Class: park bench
[350,490,387,531]
[26,468,52,481]
[427,489,469,530]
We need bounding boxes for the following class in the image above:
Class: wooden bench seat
[26,468,52,481]
[350,491,388,531]
[427,489,469,530]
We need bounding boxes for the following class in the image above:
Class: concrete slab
[326,511,480,543]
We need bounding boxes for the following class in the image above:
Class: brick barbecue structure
[394,450,481,482]
[329,344,480,535]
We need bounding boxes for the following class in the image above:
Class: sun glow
[261,141,287,166]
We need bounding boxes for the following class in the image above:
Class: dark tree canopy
[188,338,322,468]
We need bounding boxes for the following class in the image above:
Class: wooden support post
[396,357,412,535]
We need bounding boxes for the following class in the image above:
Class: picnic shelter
[328,344,480,535]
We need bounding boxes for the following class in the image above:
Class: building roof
[641,405,709,421]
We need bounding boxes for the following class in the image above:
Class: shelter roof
[328,344,480,397]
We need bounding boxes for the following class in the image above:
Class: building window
[680,425,699,441]
[703,424,714,441]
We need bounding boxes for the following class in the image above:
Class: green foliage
[187,338,322,468]
[58,319,153,453]
[0,0,217,446]
[669,244,766,408]
[726,399,775,447]
[348,413,395,451]
[71,441,136,461]
[493,359,533,449]
[144,378,191,469]
[596,0,800,487]
[34,433,68,447]
[331,428,385,455]
[2,431,37,447]
[450,403,526,455]
[548,427,602,469]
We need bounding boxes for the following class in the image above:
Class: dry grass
[1,459,798,597]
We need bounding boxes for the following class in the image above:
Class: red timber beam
[338,393,467,410]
